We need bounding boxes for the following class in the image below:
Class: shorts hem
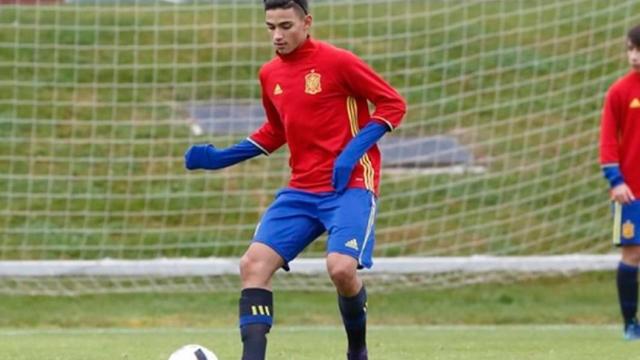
[326,249,373,269]
[616,242,640,247]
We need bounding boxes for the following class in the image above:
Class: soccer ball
[168,344,218,360]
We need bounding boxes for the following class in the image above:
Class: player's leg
[240,242,283,289]
[239,189,325,359]
[327,253,368,360]
[619,245,640,339]
[613,201,640,339]
[327,253,363,295]
[322,189,376,360]
[238,243,283,360]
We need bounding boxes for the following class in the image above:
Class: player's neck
[276,36,316,61]
[628,68,640,80]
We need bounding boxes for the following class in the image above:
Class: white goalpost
[0,0,632,294]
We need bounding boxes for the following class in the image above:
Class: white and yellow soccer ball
[168,344,218,360]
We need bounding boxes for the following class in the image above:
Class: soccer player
[600,24,640,340]
[184,0,406,358]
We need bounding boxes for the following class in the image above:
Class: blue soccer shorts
[253,188,377,270]
[612,200,640,246]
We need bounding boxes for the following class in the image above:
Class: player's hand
[332,155,356,193]
[184,144,217,170]
[611,183,636,204]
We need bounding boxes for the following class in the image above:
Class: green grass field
[0,272,634,359]
[3,325,637,360]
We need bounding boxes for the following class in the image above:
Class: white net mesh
[0,0,629,294]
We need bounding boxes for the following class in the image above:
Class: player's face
[265,8,312,55]
[627,40,640,72]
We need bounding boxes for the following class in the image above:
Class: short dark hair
[263,0,309,16]
[628,25,640,48]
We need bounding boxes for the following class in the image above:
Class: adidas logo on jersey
[630,98,640,108]
[274,84,283,95]
[345,239,359,251]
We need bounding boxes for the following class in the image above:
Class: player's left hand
[332,155,357,193]
[184,144,216,170]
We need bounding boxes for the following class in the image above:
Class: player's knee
[327,258,357,286]
[239,253,266,282]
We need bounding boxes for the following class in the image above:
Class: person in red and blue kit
[184,0,406,358]
[600,24,640,341]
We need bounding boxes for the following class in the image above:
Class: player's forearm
[599,90,621,169]
[215,140,265,168]
[354,86,406,131]
[248,120,286,154]
[184,139,263,170]
[599,119,619,168]
[369,97,406,131]
[599,116,623,188]
[342,122,389,159]
[332,122,389,192]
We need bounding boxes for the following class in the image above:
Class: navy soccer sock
[239,288,273,360]
[338,285,368,357]
[617,262,639,327]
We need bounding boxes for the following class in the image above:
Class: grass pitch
[2,325,637,360]
[0,272,632,359]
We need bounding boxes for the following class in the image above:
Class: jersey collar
[276,36,318,62]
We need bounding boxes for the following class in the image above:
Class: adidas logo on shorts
[345,239,359,251]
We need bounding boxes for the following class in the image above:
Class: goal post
[0,255,620,295]
[0,0,629,294]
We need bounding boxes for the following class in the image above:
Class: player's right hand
[184,144,216,170]
[611,183,636,204]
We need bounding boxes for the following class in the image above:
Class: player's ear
[303,15,312,32]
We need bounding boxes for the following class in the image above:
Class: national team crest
[623,220,635,239]
[305,70,322,95]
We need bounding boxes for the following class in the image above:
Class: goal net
[0,0,629,294]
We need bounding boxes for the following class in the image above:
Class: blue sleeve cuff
[185,139,263,170]
[602,164,624,188]
[213,139,263,169]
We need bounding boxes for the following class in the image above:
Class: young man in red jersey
[600,24,640,340]
[184,0,406,358]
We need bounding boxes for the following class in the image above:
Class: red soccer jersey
[248,37,406,195]
[600,71,640,195]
